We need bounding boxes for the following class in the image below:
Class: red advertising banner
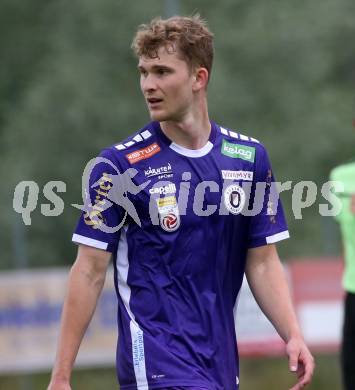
[288,257,344,353]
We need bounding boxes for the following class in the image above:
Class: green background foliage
[1,0,354,269]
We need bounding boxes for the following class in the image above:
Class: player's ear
[192,67,209,91]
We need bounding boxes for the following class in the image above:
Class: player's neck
[160,102,211,150]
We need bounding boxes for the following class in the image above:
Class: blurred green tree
[0,0,354,268]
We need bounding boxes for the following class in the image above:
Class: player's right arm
[47,244,111,390]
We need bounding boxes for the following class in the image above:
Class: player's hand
[47,378,72,390]
[286,337,315,390]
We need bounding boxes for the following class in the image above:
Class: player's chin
[149,111,170,122]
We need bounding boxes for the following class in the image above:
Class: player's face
[138,46,196,122]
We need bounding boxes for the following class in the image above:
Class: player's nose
[141,74,157,93]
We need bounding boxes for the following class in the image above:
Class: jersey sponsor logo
[125,142,161,164]
[156,196,177,208]
[83,172,113,229]
[221,170,253,181]
[149,183,176,195]
[156,195,180,232]
[130,323,148,385]
[151,374,165,379]
[221,139,255,162]
[144,163,173,179]
[223,184,246,215]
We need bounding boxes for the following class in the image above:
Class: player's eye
[157,68,169,76]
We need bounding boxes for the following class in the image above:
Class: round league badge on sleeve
[223,184,246,215]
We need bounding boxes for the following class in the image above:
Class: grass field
[0,353,341,390]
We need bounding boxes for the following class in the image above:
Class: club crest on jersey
[156,196,180,232]
[223,184,246,215]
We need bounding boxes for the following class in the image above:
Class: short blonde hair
[132,15,214,81]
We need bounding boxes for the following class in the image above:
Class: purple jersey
[73,121,289,390]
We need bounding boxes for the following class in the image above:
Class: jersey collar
[152,121,217,158]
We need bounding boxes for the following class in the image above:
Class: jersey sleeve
[247,145,289,248]
[72,148,125,253]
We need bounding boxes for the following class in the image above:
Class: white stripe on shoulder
[250,137,260,143]
[219,126,260,143]
[72,234,108,250]
[115,131,149,151]
[141,130,152,139]
[133,134,144,142]
[220,127,229,135]
[229,130,239,139]
[239,134,250,141]
[266,231,290,244]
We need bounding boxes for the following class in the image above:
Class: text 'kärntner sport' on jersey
[72,121,289,390]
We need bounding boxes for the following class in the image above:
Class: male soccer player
[330,159,355,390]
[48,15,314,390]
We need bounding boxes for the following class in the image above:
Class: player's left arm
[245,243,315,390]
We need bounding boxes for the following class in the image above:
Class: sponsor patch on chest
[221,139,255,163]
[221,170,253,181]
[125,142,161,164]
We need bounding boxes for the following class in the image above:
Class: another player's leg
[341,292,355,390]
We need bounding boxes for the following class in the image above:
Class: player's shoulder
[112,122,158,153]
[100,122,159,163]
[215,123,268,156]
